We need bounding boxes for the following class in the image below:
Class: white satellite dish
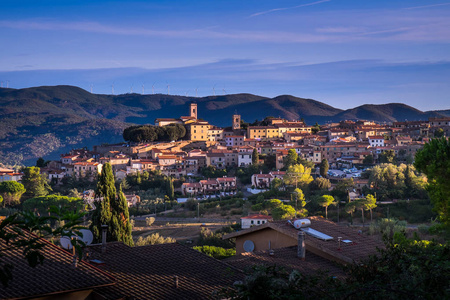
[243,240,255,252]
[79,229,94,245]
[60,236,73,250]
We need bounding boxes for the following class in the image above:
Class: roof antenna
[6,80,9,88]
[90,84,93,93]
[142,84,145,95]
[167,84,170,95]
[213,84,216,96]
[152,83,155,94]
[111,83,115,95]
[223,88,226,95]
[130,85,133,93]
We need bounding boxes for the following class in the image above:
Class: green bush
[135,233,175,246]
[193,245,236,259]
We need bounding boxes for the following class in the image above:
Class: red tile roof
[224,217,384,265]
[225,246,345,278]
[0,228,115,299]
[88,242,243,299]
[241,214,273,220]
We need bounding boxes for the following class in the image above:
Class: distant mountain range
[0,85,447,166]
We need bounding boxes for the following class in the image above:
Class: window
[251,220,254,224]
[257,220,261,224]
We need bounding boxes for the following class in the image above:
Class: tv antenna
[111,83,115,95]
[142,84,145,95]
[90,84,93,93]
[213,84,216,96]
[223,88,226,95]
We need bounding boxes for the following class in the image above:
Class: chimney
[297,231,305,260]
[101,224,108,253]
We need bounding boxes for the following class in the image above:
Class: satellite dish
[79,229,94,245]
[243,240,255,252]
[60,236,73,250]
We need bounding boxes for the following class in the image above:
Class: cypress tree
[91,163,133,246]
[252,148,259,165]
[90,163,114,243]
[166,177,174,200]
[110,185,134,246]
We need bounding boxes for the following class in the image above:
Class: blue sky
[1,0,449,110]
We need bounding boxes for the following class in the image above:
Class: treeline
[123,124,186,143]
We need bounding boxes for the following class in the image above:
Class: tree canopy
[123,124,186,143]
[0,181,26,206]
[415,137,450,226]
[21,167,51,199]
[284,164,313,189]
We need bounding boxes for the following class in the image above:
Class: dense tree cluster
[123,124,186,143]
[365,164,427,201]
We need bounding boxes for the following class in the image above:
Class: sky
[0,0,449,111]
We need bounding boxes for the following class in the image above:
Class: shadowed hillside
[0,85,446,166]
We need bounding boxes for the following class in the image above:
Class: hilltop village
[2,102,449,200]
[1,102,449,299]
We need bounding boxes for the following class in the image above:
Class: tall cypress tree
[110,185,134,246]
[90,163,114,243]
[252,148,259,165]
[90,163,133,246]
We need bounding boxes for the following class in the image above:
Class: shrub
[135,233,175,246]
[146,217,155,226]
[193,245,236,259]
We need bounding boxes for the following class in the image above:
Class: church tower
[190,102,198,119]
[232,114,241,130]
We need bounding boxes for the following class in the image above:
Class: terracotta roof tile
[88,242,243,300]
[225,247,345,279]
[0,228,115,299]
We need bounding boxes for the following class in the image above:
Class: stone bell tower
[190,102,198,119]
[232,114,241,130]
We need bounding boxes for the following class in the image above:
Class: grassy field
[132,221,236,243]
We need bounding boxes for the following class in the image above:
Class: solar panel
[301,227,333,241]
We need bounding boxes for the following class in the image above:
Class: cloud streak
[249,0,331,18]
[404,2,450,10]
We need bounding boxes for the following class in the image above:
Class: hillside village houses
[25,101,449,201]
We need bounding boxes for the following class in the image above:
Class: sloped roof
[0,228,115,299]
[224,217,384,265]
[88,242,243,300]
[224,246,345,279]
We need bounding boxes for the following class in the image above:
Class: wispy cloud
[404,2,450,10]
[249,0,331,18]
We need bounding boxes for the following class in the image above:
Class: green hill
[0,85,446,166]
